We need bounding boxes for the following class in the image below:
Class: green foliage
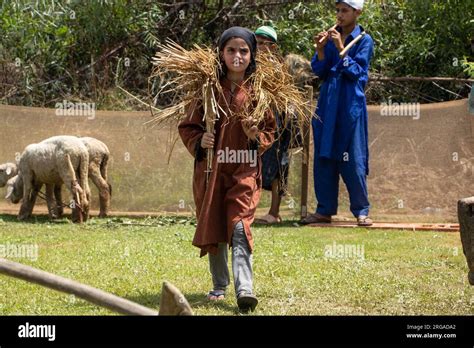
[362,0,473,101]
[256,0,473,102]
[0,1,75,104]
[0,0,472,107]
[0,1,161,105]
[462,57,474,78]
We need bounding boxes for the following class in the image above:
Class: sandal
[300,212,332,225]
[237,292,258,313]
[254,214,282,225]
[357,215,373,227]
[207,289,225,301]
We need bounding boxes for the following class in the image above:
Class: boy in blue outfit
[302,0,374,226]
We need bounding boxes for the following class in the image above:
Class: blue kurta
[311,24,374,217]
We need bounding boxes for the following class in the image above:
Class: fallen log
[0,257,193,315]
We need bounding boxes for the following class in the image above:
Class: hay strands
[147,38,224,128]
[241,51,312,136]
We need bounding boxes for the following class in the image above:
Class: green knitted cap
[255,26,277,43]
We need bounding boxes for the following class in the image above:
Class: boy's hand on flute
[314,32,329,50]
[329,28,344,52]
[201,132,215,149]
[314,32,328,61]
[242,119,259,141]
[314,23,338,51]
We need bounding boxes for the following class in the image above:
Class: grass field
[0,214,472,316]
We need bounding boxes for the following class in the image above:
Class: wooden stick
[0,257,159,315]
[339,32,366,58]
[203,81,217,185]
[300,85,313,219]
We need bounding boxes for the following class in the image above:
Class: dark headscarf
[217,26,257,78]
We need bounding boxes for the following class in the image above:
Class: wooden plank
[159,281,193,315]
[307,222,459,232]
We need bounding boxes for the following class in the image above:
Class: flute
[313,23,338,49]
[319,23,338,43]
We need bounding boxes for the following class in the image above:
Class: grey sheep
[284,53,313,89]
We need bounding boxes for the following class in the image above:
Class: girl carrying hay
[178,27,275,312]
[150,25,308,312]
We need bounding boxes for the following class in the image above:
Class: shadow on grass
[122,292,160,311]
[125,291,239,315]
[0,213,102,225]
[184,292,239,314]
[0,213,59,224]
[253,220,305,229]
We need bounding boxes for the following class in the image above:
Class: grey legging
[208,221,253,297]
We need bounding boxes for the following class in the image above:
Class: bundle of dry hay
[147,39,224,129]
[147,39,311,130]
[243,51,310,131]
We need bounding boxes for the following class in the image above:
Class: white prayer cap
[336,0,364,10]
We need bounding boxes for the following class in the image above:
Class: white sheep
[2,136,112,218]
[81,137,111,217]
[5,136,90,223]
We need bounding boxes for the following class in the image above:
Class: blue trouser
[314,156,370,217]
[313,121,370,218]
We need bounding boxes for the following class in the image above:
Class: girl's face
[221,38,251,74]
